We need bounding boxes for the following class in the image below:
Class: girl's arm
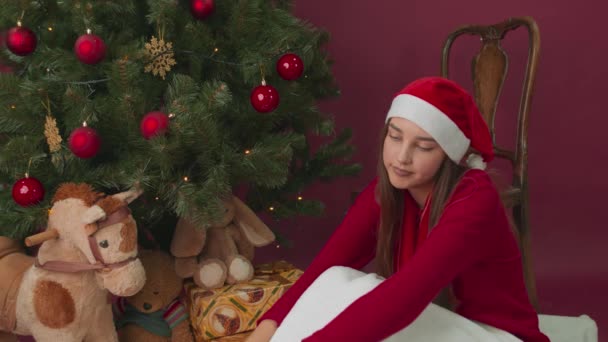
[257,178,381,327]
[245,319,277,342]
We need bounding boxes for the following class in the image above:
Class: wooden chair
[440,16,541,309]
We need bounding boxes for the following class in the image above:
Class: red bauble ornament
[12,176,45,207]
[276,53,304,81]
[250,84,280,113]
[74,33,106,65]
[6,26,37,56]
[141,111,169,139]
[190,0,215,20]
[68,126,101,158]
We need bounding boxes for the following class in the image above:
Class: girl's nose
[396,145,412,165]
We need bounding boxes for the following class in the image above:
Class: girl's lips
[393,167,413,177]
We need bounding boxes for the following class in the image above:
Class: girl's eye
[417,146,434,151]
[389,135,401,141]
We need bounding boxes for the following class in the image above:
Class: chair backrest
[440,16,541,309]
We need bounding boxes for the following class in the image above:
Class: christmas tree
[0,0,360,248]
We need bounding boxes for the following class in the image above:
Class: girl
[246,77,549,341]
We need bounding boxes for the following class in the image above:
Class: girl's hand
[245,319,278,342]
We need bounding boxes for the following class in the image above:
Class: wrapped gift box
[185,261,303,341]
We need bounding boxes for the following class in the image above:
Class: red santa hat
[385,77,494,170]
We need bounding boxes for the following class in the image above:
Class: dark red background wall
[257,0,608,338]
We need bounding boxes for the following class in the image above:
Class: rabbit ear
[232,196,275,247]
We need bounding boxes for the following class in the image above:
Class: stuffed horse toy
[0,183,147,342]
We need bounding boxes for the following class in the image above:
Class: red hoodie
[259,170,549,342]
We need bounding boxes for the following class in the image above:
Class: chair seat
[538,314,598,342]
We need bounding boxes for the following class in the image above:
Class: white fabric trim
[386,94,470,163]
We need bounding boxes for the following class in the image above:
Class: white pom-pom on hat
[466,153,487,170]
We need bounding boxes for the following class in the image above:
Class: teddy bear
[170,195,275,290]
[114,249,194,342]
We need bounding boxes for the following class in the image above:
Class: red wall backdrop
[256,0,608,338]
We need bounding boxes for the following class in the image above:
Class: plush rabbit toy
[170,196,275,289]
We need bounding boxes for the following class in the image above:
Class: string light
[214,47,219,53]
[244,150,251,155]
[168,113,176,118]
[297,196,303,201]
[47,27,53,31]
[183,176,189,182]
[10,104,16,110]
[269,206,274,211]
[155,197,159,200]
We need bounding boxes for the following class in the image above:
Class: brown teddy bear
[170,195,275,290]
[114,249,194,342]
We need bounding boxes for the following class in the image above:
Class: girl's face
[382,118,446,191]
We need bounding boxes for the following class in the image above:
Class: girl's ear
[231,196,275,247]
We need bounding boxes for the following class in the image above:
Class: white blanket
[538,314,598,342]
[271,266,522,342]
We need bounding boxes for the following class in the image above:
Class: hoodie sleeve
[258,178,381,326]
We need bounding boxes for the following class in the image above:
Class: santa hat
[385,77,494,170]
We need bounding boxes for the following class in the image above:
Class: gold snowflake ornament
[44,115,62,153]
[144,36,177,80]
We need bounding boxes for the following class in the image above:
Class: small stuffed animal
[114,249,194,342]
[170,195,275,290]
